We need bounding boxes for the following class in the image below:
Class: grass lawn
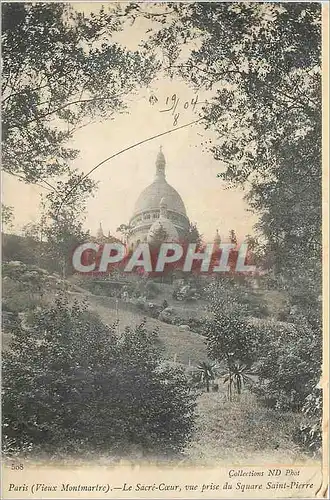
[2,269,319,467]
[84,293,208,366]
[183,389,317,466]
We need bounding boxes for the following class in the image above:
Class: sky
[2,3,259,242]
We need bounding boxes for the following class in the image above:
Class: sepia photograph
[1,1,328,498]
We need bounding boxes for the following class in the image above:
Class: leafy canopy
[2,3,159,184]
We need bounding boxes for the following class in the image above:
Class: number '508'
[11,463,24,470]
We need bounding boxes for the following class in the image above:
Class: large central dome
[127,149,190,248]
[133,178,187,216]
[133,150,187,216]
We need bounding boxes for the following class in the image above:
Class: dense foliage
[251,319,322,412]
[146,3,323,444]
[294,385,322,453]
[2,2,324,458]
[146,3,321,282]
[2,3,158,185]
[204,313,259,368]
[2,298,196,457]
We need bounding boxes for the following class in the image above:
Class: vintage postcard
[1,1,329,498]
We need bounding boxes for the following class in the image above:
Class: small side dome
[147,220,179,246]
[147,198,178,245]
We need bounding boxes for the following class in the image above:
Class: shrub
[293,385,322,454]
[158,307,178,325]
[252,320,321,411]
[2,292,42,314]
[161,299,169,310]
[185,368,205,390]
[145,280,159,299]
[204,278,268,318]
[204,313,262,367]
[136,296,147,311]
[187,317,204,334]
[2,297,196,457]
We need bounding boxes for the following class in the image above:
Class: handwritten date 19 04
[149,93,205,126]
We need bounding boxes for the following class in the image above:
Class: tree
[204,312,260,369]
[252,318,322,412]
[221,358,255,401]
[148,223,168,247]
[3,297,196,457]
[145,2,321,291]
[229,229,237,245]
[185,222,202,247]
[1,204,14,231]
[2,234,39,266]
[31,170,96,277]
[2,3,158,185]
[197,361,217,393]
[116,224,133,243]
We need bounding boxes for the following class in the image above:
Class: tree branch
[7,94,127,130]
[56,117,205,215]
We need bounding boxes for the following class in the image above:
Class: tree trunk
[228,375,233,401]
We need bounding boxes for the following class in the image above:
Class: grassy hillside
[183,390,313,466]
[2,262,318,466]
[2,262,207,366]
[77,293,207,366]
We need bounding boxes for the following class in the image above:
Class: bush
[187,317,204,334]
[204,278,268,318]
[161,299,169,310]
[158,307,177,325]
[185,368,204,390]
[144,280,160,299]
[252,319,321,411]
[2,292,42,314]
[2,297,196,458]
[204,313,262,367]
[293,385,322,454]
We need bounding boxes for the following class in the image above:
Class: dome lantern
[132,148,187,216]
[155,146,166,179]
